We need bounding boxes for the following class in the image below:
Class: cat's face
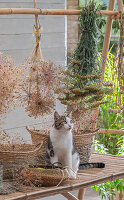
[54,111,73,131]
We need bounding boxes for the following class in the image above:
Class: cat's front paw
[69,172,77,179]
[66,169,77,179]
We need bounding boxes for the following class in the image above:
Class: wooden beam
[99,129,124,135]
[0,8,119,16]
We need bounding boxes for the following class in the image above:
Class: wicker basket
[26,126,49,165]
[20,167,68,187]
[0,143,43,179]
[26,126,49,146]
[27,127,98,164]
[73,130,98,163]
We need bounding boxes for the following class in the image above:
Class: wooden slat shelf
[0,153,124,200]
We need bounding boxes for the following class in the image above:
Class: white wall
[0,0,66,143]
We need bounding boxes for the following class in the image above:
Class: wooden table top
[0,153,124,200]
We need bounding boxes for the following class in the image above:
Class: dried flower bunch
[0,53,19,115]
[22,58,62,118]
[0,130,11,144]
[39,60,61,89]
[25,90,54,118]
[56,1,112,112]
[0,131,25,146]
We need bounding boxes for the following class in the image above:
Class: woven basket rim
[73,128,99,136]
[0,142,43,154]
[26,126,49,135]
[26,127,99,135]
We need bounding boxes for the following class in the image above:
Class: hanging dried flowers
[38,60,61,89]
[25,90,54,118]
[21,56,63,118]
[0,53,19,115]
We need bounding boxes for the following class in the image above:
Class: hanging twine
[33,25,40,45]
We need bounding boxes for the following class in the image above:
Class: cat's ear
[54,111,60,120]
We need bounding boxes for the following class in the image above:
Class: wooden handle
[99,129,124,135]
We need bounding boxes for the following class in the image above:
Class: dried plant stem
[20,45,37,76]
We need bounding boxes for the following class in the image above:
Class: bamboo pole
[117,0,124,120]
[119,190,123,200]
[101,0,115,79]
[110,195,114,200]
[0,8,119,16]
[99,129,124,135]
[117,0,123,12]
[91,0,115,130]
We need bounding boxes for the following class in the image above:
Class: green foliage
[93,138,124,199]
[79,0,120,54]
[92,49,124,199]
[58,0,112,111]
[93,139,108,154]
[91,179,124,200]
[72,1,99,76]
[96,48,124,154]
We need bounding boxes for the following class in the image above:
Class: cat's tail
[79,162,105,170]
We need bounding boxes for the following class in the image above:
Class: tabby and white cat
[46,111,105,179]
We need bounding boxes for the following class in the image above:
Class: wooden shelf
[0,154,124,200]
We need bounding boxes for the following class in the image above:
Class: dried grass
[0,53,20,115]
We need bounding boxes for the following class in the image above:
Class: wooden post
[117,0,123,12]
[119,190,123,200]
[78,188,85,200]
[101,0,115,79]
[117,0,124,122]
[67,0,79,63]
[110,195,114,200]
[91,0,115,130]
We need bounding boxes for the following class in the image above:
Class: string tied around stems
[33,27,40,45]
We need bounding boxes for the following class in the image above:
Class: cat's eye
[70,120,73,124]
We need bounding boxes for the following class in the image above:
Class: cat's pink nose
[69,125,71,128]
